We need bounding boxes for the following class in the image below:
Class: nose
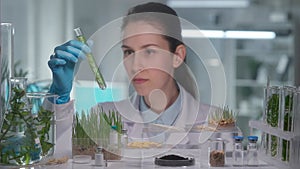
[131,51,144,73]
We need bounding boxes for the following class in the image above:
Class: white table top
[1,149,279,169]
[54,158,278,169]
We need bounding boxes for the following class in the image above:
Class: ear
[173,44,186,68]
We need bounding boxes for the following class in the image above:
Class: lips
[132,78,148,84]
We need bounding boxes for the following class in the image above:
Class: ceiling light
[224,30,276,39]
[182,29,276,39]
[182,29,224,38]
[167,0,250,8]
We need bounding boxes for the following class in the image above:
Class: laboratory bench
[2,148,279,169]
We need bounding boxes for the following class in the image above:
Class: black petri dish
[154,154,195,167]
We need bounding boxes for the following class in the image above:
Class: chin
[133,86,149,96]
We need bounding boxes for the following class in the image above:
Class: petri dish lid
[73,155,91,164]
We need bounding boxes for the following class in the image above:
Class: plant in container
[0,78,55,166]
[72,110,98,159]
[209,106,237,130]
[72,107,123,161]
[265,87,280,157]
[99,109,123,160]
[281,86,295,162]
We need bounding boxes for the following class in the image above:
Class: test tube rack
[249,120,299,169]
[249,86,300,169]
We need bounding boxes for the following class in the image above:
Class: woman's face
[122,21,176,96]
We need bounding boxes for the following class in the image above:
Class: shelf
[235,79,294,87]
[248,120,296,141]
[236,49,293,57]
[235,79,265,87]
[258,152,291,169]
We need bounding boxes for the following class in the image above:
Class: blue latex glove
[48,40,91,104]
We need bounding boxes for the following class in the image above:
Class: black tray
[154,154,195,167]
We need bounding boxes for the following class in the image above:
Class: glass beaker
[208,138,226,167]
[0,77,57,165]
[26,92,58,157]
[0,23,14,131]
[1,77,36,165]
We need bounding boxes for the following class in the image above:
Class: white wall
[1,0,161,83]
[1,0,74,82]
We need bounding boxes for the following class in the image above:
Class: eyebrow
[121,44,160,49]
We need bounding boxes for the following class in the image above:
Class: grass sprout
[209,106,238,126]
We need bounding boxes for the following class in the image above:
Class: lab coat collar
[126,83,200,144]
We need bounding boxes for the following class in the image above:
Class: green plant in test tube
[281,87,294,162]
[74,27,106,90]
[266,87,280,157]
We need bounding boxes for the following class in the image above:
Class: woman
[48,2,213,157]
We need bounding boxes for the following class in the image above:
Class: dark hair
[122,2,183,53]
[123,2,198,99]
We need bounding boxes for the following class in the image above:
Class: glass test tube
[74,27,106,90]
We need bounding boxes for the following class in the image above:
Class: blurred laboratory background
[1,0,300,137]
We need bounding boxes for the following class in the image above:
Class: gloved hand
[48,40,91,104]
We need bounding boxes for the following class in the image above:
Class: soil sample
[72,143,97,159]
[103,149,121,160]
[209,150,225,167]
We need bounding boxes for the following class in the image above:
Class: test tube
[74,27,106,90]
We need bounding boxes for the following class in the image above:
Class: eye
[144,48,156,55]
[123,49,134,57]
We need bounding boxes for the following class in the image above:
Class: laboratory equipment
[247,136,258,166]
[0,23,14,131]
[249,84,300,169]
[74,27,106,90]
[121,128,128,148]
[232,136,244,166]
[208,138,225,167]
[95,146,104,166]
[155,154,195,167]
[0,77,57,166]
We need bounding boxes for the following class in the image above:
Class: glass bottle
[232,136,244,166]
[247,136,258,166]
[208,138,225,167]
[95,146,104,166]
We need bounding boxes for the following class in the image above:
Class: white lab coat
[50,84,214,157]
